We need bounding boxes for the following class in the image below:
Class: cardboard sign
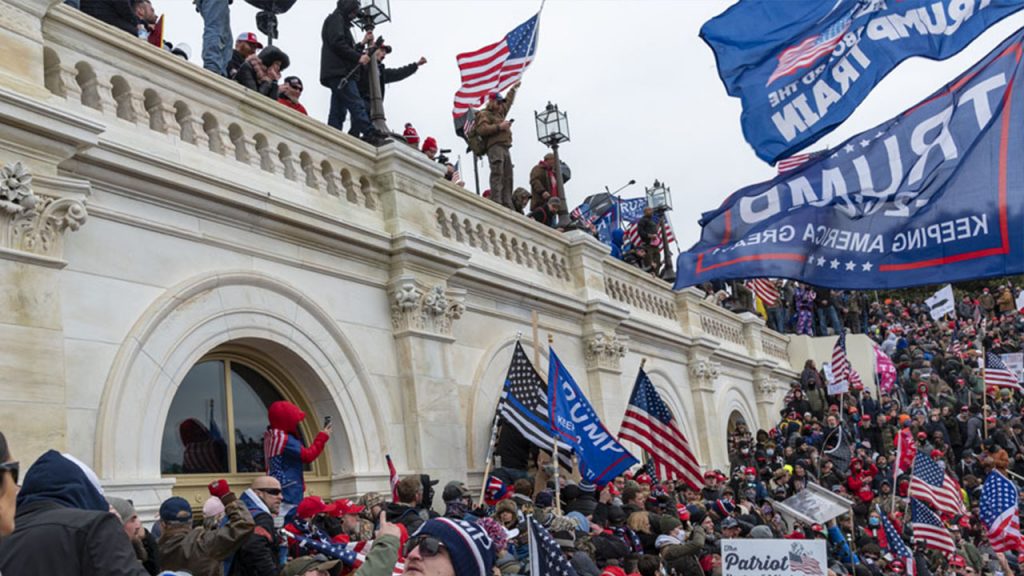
[722,539,827,576]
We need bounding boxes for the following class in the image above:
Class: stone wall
[0,0,798,515]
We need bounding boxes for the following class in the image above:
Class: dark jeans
[816,306,843,336]
[767,307,786,333]
[328,80,372,137]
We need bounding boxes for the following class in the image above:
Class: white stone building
[0,0,806,515]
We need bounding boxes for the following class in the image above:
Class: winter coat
[227,50,246,79]
[661,526,706,576]
[474,85,519,150]
[384,501,425,533]
[0,450,149,576]
[529,162,559,211]
[320,0,365,88]
[264,400,329,504]
[159,495,255,576]
[357,61,420,100]
[998,290,1014,313]
[80,0,138,35]
[235,48,289,100]
[227,490,281,576]
[980,292,996,312]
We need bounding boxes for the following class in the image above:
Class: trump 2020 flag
[548,347,638,484]
[675,27,1024,292]
[700,0,1024,164]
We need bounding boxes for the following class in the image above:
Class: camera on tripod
[437,149,452,165]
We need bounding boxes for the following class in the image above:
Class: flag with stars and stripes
[878,504,917,576]
[830,331,862,394]
[451,159,463,186]
[909,498,955,555]
[986,351,1022,390]
[453,13,540,118]
[746,278,780,307]
[619,368,703,490]
[980,470,1023,553]
[527,514,578,576]
[497,342,572,469]
[909,452,966,516]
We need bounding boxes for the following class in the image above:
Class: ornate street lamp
[535,102,570,218]
[354,0,393,135]
[645,180,674,280]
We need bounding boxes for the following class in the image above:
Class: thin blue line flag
[676,27,1024,291]
[547,347,638,484]
[701,0,1024,164]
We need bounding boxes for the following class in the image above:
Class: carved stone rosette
[755,377,780,399]
[688,359,721,391]
[0,162,87,259]
[583,332,628,372]
[389,278,465,337]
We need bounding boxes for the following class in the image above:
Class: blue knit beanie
[412,518,496,576]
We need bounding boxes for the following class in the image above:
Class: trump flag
[676,27,1024,292]
[701,0,1024,164]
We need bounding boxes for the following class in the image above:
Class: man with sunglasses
[228,476,284,576]
[278,76,308,116]
[405,517,496,576]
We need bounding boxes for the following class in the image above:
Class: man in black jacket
[352,49,426,134]
[229,476,283,576]
[320,0,386,145]
[80,0,138,35]
[0,450,148,576]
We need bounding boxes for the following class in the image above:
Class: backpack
[461,108,488,157]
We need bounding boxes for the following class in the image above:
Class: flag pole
[479,332,521,508]
[473,153,481,196]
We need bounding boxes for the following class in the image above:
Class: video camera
[437,148,452,165]
[372,35,392,55]
[244,0,297,42]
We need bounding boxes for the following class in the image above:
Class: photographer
[320,0,387,146]
[353,41,426,132]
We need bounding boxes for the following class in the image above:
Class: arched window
[161,349,329,489]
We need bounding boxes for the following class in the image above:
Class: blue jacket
[264,401,330,504]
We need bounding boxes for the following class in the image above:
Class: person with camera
[235,45,291,100]
[474,82,521,210]
[320,0,388,146]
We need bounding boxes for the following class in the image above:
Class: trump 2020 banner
[722,540,827,576]
[547,347,638,483]
[675,27,1024,291]
[701,0,1024,164]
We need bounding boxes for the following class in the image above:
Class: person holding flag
[474,82,521,211]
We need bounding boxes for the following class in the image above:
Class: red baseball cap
[296,496,326,520]
[236,32,263,49]
[930,449,943,459]
[325,498,364,517]
[950,556,966,568]
[744,467,756,475]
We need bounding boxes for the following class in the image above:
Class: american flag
[909,452,966,516]
[484,475,511,506]
[980,470,1022,553]
[879,504,917,576]
[831,331,863,391]
[618,368,703,490]
[909,498,955,555]
[386,453,399,502]
[453,13,540,117]
[497,342,573,468]
[986,351,1022,390]
[622,216,675,251]
[776,150,827,174]
[451,159,464,186]
[766,16,852,86]
[949,329,963,357]
[788,548,823,576]
[746,278,780,307]
[527,514,578,576]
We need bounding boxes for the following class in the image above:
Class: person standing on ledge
[263,401,331,517]
[474,82,521,210]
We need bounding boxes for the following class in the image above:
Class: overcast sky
[156,1,1024,249]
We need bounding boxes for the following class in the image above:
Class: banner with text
[548,347,638,483]
[676,28,1024,291]
[701,0,1024,164]
[722,539,827,576]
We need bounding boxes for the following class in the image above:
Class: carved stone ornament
[0,162,87,259]
[755,377,780,398]
[688,359,720,389]
[583,332,628,372]
[390,279,465,337]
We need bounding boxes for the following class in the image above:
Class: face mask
[869,517,880,527]
[766,449,775,456]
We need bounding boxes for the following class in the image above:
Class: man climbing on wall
[263,401,332,517]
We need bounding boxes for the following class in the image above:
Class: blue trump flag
[701,0,1024,164]
[547,347,638,483]
[676,27,1024,291]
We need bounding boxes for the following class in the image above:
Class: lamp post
[354,0,392,134]
[645,180,674,280]
[535,101,570,217]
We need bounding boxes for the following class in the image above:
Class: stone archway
[95,271,386,493]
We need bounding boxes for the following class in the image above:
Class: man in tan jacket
[158,479,255,576]
[475,82,521,210]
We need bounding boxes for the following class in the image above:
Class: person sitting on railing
[402,123,419,148]
[235,45,290,100]
[79,0,138,36]
[277,76,307,115]
[227,32,263,80]
[529,196,562,228]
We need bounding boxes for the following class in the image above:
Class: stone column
[686,348,722,467]
[0,0,61,98]
[752,363,782,431]
[581,313,629,423]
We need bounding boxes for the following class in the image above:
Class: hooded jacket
[159,495,255,576]
[320,0,365,88]
[264,400,329,504]
[0,450,149,576]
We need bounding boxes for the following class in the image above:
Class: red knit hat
[403,123,419,146]
[422,137,438,153]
